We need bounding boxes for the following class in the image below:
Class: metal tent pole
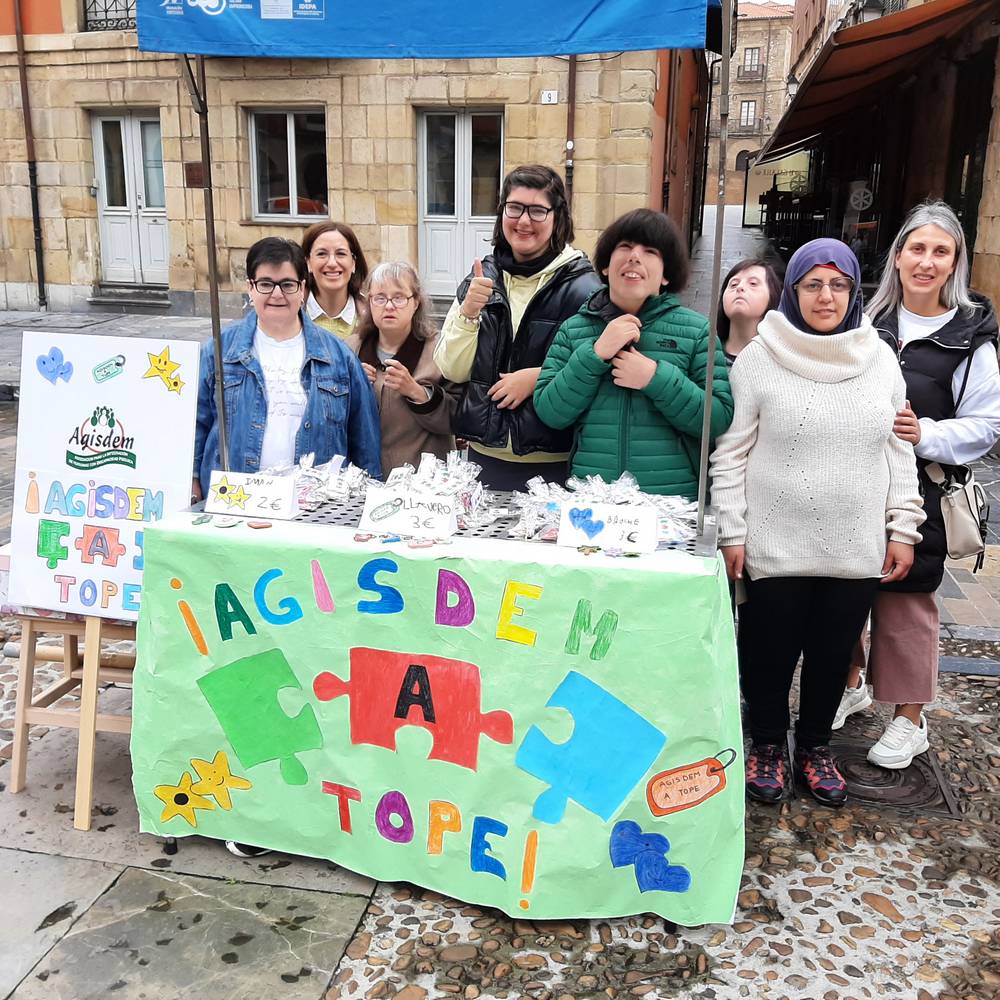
[696,0,733,536]
[179,53,229,472]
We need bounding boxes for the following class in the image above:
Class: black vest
[876,294,998,592]
[452,253,601,455]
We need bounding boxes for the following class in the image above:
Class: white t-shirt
[897,305,1000,465]
[254,326,307,471]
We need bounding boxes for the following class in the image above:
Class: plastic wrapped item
[294,453,373,511]
[508,472,699,549]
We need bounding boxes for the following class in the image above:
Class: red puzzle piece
[313,647,513,771]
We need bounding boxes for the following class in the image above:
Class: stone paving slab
[0,313,214,393]
[8,866,369,1000]
[0,846,123,998]
[0,699,375,899]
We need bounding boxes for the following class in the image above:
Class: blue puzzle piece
[197,648,322,786]
[515,671,666,824]
[610,819,691,893]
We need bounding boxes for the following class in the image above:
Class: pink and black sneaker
[745,743,786,804]
[794,745,847,807]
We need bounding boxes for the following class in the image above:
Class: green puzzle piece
[196,648,322,785]
[37,519,70,569]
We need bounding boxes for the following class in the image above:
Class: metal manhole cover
[828,739,958,815]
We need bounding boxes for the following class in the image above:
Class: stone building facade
[0,1,708,317]
[705,0,794,207]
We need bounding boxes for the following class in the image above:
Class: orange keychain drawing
[646,748,736,817]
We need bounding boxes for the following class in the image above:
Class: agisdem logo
[66,406,137,470]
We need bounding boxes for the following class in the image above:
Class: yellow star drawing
[166,375,185,394]
[190,750,252,811]
[210,475,234,504]
[154,771,216,827]
[144,346,181,383]
[227,485,250,509]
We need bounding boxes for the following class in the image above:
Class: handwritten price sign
[204,471,299,520]
[556,503,658,553]
[359,484,458,538]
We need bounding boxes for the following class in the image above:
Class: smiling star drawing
[144,346,181,387]
[154,771,216,827]
[190,750,252,810]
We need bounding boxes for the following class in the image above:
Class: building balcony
[709,118,765,137]
[84,0,136,31]
[737,63,766,81]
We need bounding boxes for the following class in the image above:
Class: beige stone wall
[972,39,1000,308]
[0,32,665,312]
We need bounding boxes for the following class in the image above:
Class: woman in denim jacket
[193,237,381,498]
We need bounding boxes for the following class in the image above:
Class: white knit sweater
[710,311,925,580]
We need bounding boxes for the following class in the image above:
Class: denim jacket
[194,311,382,491]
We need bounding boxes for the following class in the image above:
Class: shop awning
[136,0,712,59]
[760,0,995,157]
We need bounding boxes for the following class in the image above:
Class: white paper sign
[10,332,199,620]
[359,484,458,538]
[205,470,299,520]
[556,502,658,553]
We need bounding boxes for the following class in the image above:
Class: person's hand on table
[488,367,540,410]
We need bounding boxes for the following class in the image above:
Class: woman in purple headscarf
[710,238,925,808]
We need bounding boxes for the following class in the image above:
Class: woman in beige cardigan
[347,261,458,475]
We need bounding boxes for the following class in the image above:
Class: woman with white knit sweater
[711,239,925,808]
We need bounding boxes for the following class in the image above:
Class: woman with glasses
[347,261,458,474]
[434,164,600,490]
[302,221,368,339]
[833,201,1000,769]
[711,238,924,808]
[193,236,381,501]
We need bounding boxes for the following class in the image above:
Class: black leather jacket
[451,253,601,455]
[876,293,998,592]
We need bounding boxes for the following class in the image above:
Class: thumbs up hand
[460,258,493,321]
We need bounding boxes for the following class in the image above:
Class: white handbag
[926,462,989,569]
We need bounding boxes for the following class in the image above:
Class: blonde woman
[348,262,458,474]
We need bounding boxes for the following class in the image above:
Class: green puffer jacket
[534,288,734,498]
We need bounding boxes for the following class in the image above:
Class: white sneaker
[867,714,930,769]
[832,675,872,730]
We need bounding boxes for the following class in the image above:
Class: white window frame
[739,100,757,127]
[248,107,327,223]
[743,47,760,69]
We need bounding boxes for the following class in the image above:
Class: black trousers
[738,575,879,748]
[472,451,568,492]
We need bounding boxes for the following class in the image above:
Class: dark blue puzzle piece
[515,670,666,824]
[610,819,691,893]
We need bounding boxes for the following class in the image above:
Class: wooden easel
[9,614,136,831]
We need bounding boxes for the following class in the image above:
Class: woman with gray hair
[347,261,459,474]
[834,200,1000,768]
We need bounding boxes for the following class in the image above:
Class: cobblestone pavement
[1,212,998,998]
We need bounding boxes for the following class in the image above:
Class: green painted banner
[131,515,744,924]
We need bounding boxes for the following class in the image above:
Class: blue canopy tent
[136,0,733,532]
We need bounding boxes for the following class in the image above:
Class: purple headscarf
[777,238,864,334]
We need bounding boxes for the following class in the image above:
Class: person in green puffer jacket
[534,209,734,498]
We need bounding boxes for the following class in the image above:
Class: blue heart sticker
[37,347,73,384]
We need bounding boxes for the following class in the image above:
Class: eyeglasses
[502,201,554,223]
[795,278,854,295]
[310,249,354,263]
[249,278,302,295]
[369,293,414,308]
